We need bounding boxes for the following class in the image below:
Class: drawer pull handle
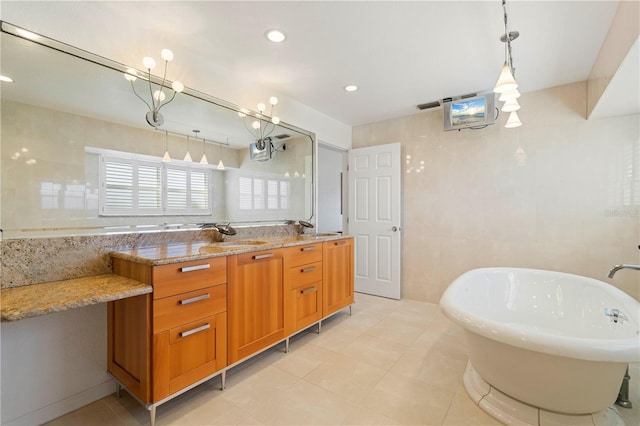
[180,264,210,273]
[179,293,210,305]
[300,286,317,295]
[301,246,316,252]
[335,241,346,246]
[180,323,211,338]
[301,266,316,273]
[253,253,274,260]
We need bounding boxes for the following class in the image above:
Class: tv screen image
[442,93,495,131]
[451,97,486,127]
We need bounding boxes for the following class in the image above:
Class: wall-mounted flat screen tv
[443,93,495,131]
[249,138,272,162]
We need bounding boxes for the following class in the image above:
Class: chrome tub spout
[608,264,640,279]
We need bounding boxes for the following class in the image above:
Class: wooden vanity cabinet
[226,249,286,364]
[322,238,354,316]
[283,243,323,334]
[108,257,228,404]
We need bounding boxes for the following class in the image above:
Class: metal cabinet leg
[317,320,322,334]
[220,371,226,391]
[149,406,156,426]
[349,305,352,316]
[116,383,122,398]
[285,337,290,353]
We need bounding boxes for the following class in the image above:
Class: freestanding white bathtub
[440,267,640,425]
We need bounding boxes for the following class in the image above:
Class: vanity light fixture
[242,96,281,150]
[123,48,184,127]
[0,75,14,83]
[493,0,522,128]
[265,29,286,43]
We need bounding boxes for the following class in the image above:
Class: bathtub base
[464,362,625,426]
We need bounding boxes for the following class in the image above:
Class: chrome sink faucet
[608,264,640,278]
[198,222,237,242]
[293,220,314,235]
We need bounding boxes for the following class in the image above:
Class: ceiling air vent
[416,101,441,111]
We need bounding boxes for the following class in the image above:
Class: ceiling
[0,1,632,127]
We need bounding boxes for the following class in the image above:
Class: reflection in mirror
[0,22,315,239]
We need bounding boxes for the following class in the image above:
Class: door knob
[392,226,400,232]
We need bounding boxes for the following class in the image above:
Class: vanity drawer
[283,243,323,268]
[285,261,323,289]
[152,257,226,299]
[153,284,226,334]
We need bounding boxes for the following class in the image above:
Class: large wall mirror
[0,21,315,239]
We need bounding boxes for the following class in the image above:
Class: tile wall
[353,81,640,302]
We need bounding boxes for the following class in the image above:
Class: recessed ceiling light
[265,29,286,43]
[0,75,14,83]
[344,85,358,92]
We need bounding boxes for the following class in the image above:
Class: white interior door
[348,143,401,299]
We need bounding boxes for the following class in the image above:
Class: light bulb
[184,151,192,162]
[272,116,280,124]
[252,121,261,130]
[257,103,266,112]
[505,111,522,128]
[499,88,521,102]
[124,68,138,81]
[172,81,184,93]
[265,30,286,43]
[217,159,225,170]
[153,90,166,102]
[162,150,171,162]
[501,99,520,112]
[269,96,278,105]
[200,154,208,164]
[161,49,174,61]
[142,56,156,70]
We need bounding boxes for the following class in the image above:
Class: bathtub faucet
[607,264,640,279]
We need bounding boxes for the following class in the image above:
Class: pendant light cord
[502,0,516,78]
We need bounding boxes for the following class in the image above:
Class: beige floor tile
[356,372,456,425]
[336,332,408,371]
[220,365,301,411]
[247,379,355,425]
[304,353,387,404]
[390,343,468,393]
[46,400,124,426]
[272,340,343,378]
[442,391,502,426]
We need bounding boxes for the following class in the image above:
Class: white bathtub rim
[440,267,640,363]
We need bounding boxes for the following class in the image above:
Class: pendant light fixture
[217,140,226,170]
[184,134,192,162]
[200,133,208,164]
[493,0,522,128]
[162,130,171,162]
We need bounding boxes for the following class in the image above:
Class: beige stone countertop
[1,274,153,322]
[110,233,351,266]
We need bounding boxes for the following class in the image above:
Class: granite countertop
[110,233,351,265]
[1,274,153,322]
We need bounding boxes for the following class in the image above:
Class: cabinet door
[227,250,286,364]
[153,313,227,401]
[290,282,322,332]
[323,239,354,316]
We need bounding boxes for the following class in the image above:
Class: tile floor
[46,293,639,425]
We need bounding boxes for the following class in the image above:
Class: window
[239,176,289,210]
[99,153,212,216]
